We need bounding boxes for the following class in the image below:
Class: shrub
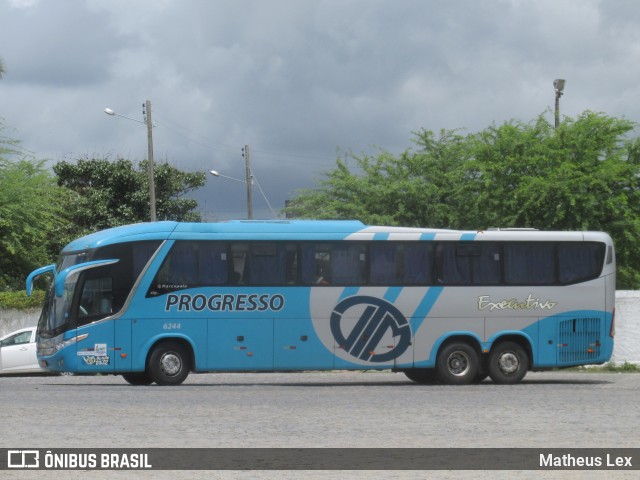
[0,290,45,310]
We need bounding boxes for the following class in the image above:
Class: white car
[0,327,42,375]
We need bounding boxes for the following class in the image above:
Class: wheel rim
[160,352,182,377]
[447,351,470,376]
[498,351,519,374]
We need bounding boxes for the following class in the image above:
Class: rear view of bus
[26,221,616,386]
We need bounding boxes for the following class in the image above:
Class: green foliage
[54,157,206,236]
[286,129,472,227]
[565,361,640,373]
[462,112,640,288]
[287,111,640,288]
[467,112,639,230]
[1,122,206,290]
[0,290,45,309]
[0,121,71,290]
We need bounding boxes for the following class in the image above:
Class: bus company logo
[330,296,411,363]
[165,293,285,313]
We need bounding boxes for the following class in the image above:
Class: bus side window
[149,241,228,294]
[403,244,432,284]
[230,243,249,284]
[473,243,501,285]
[78,276,113,317]
[284,244,298,284]
[301,243,331,285]
[370,243,431,285]
[132,242,162,279]
[504,243,555,285]
[163,242,198,286]
[331,244,365,285]
[370,243,397,284]
[558,243,604,284]
[199,242,228,285]
[250,243,286,285]
[438,243,472,285]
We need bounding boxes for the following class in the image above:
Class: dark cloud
[0,1,129,86]
[1,0,639,220]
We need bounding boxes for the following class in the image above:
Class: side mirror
[26,264,56,296]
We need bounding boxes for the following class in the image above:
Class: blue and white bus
[27,220,615,386]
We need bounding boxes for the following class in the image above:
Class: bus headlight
[38,333,89,356]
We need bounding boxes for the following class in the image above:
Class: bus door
[76,321,115,373]
[73,266,117,374]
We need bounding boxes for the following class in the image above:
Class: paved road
[1,371,638,479]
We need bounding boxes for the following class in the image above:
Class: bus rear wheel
[488,342,528,384]
[148,341,191,386]
[436,342,479,385]
[122,372,154,386]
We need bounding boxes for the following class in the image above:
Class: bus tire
[404,368,438,384]
[436,342,479,385]
[488,342,528,384]
[122,372,154,386]
[148,341,191,386]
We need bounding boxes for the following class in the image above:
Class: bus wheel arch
[146,338,194,386]
[488,337,531,384]
[435,336,482,385]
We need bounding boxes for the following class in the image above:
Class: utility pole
[553,79,566,129]
[144,99,157,222]
[243,144,253,220]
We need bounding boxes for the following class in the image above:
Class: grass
[563,361,640,373]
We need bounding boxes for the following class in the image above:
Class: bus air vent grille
[558,317,601,365]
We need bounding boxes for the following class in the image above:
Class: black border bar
[1,448,638,470]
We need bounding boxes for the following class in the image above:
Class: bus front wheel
[436,343,479,385]
[148,341,191,386]
[488,342,528,384]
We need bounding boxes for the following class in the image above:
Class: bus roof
[61,220,612,252]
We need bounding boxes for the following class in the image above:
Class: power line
[152,111,335,166]
[153,118,239,157]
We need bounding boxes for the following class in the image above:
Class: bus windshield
[36,241,161,339]
[37,252,87,339]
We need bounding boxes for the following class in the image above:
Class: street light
[553,79,566,129]
[209,170,251,184]
[209,170,253,219]
[104,100,157,222]
[208,144,254,219]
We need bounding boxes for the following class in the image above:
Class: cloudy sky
[1,0,639,220]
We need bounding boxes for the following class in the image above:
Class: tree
[285,129,472,227]
[464,112,640,287]
[286,111,640,288]
[0,121,71,289]
[0,57,4,78]
[54,157,206,235]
